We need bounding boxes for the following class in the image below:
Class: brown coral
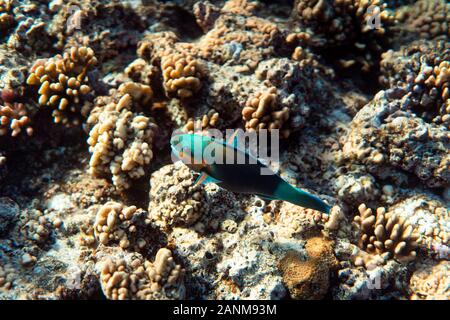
[278,236,337,299]
[0,89,32,137]
[99,248,185,300]
[86,90,158,190]
[161,52,203,99]
[242,87,290,138]
[409,261,450,300]
[380,40,450,126]
[293,0,395,71]
[26,46,98,126]
[353,204,419,266]
[395,0,450,40]
[183,109,220,133]
[148,162,208,229]
[0,0,13,37]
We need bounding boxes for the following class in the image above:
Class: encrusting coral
[86,87,158,190]
[242,87,291,138]
[353,204,419,267]
[94,201,148,251]
[409,260,449,300]
[278,236,337,300]
[26,46,97,126]
[98,247,185,300]
[380,40,450,127]
[341,91,449,188]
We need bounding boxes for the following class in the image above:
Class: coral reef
[0,0,448,301]
[93,202,148,251]
[242,87,291,138]
[380,40,450,127]
[148,162,208,229]
[409,260,449,300]
[395,0,450,40]
[0,89,32,137]
[97,247,185,300]
[278,236,337,299]
[86,89,158,190]
[26,46,98,126]
[353,204,419,267]
[161,52,204,99]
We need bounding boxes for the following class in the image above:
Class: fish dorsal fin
[194,172,222,187]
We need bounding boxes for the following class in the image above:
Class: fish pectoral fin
[256,194,278,202]
[194,172,222,187]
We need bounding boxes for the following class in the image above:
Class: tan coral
[0,0,13,35]
[409,261,450,300]
[87,91,158,190]
[117,82,153,106]
[0,99,32,137]
[94,202,148,250]
[183,109,220,133]
[0,262,15,290]
[17,209,54,248]
[124,58,157,86]
[278,236,337,299]
[242,87,290,138]
[26,46,97,126]
[98,248,185,300]
[148,162,208,229]
[353,204,419,267]
[161,52,203,99]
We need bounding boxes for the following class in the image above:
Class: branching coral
[380,40,450,126]
[242,87,290,138]
[293,0,394,46]
[278,236,337,299]
[0,89,32,137]
[183,109,220,133]
[26,46,98,126]
[161,52,204,99]
[395,0,450,40]
[148,162,208,229]
[87,89,158,190]
[0,0,13,37]
[98,247,185,300]
[94,202,148,251]
[293,0,395,71]
[353,204,419,267]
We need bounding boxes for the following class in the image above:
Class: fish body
[170,133,330,214]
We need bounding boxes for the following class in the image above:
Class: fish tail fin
[278,183,330,214]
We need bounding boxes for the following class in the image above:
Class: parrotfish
[170,132,330,214]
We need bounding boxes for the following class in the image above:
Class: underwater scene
[0,0,449,301]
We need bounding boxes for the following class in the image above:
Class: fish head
[170,133,207,171]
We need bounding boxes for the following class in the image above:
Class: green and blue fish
[170,132,330,214]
